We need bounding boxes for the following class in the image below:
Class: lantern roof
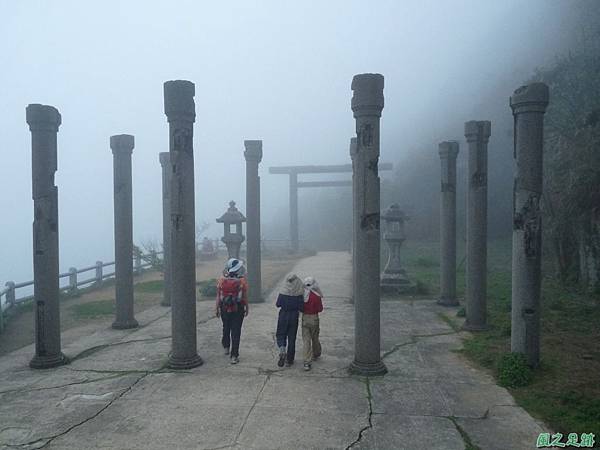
[216,201,246,224]
[382,203,407,221]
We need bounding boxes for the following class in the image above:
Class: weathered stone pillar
[437,141,460,307]
[350,137,357,304]
[510,83,549,368]
[27,103,68,369]
[463,121,491,330]
[164,80,203,369]
[244,140,263,303]
[289,171,299,253]
[159,152,172,307]
[348,73,387,376]
[111,134,138,330]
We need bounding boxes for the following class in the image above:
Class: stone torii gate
[269,163,392,252]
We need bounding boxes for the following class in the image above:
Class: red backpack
[220,277,242,308]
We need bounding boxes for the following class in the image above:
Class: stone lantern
[217,201,246,259]
[380,204,414,293]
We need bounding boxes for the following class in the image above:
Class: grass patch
[134,280,164,293]
[69,299,115,319]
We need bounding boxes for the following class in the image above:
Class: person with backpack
[302,276,323,371]
[215,258,248,364]
[275,273,305,367]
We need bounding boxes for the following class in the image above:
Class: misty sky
[0,0,577,284]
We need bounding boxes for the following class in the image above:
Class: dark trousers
[276,310,299,362]
[221,310,244,357]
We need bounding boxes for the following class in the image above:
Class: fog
[0,0,580,283]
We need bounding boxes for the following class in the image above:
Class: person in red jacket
[215,258,249,364]
[302,276,323,371]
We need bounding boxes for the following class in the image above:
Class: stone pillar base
[168,354,204,370]
[437,296,459,307]
[112,319,139,330]
[380,273,416,294]
[462,321,488,332]
[30,353,69,369]
[348,359,388,376]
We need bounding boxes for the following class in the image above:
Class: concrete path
[0,252,545,449]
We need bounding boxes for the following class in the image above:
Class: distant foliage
[533,18,600,290]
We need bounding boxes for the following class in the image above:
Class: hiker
[302,276,323,371]
[275,273,304,367]
[215,258,249,364]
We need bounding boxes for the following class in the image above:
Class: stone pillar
[510,83,549,368]
[164,80,203,369]
[111,134,138,330]
[159,152,172,307]
[464,121,491,331]
[244,140,263,303]
[289,171,299,253]
[350,137,357,304]
[437,141,460,307]
[348,73,387,376]
[26,103,68,369]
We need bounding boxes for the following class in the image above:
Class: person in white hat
[215,258,248,364]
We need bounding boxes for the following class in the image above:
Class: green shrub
[198,279,218,297]
[497,352,533,388]
[456,307,466,317]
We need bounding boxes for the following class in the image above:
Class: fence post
[5,281,15,306]
[135,253,142,274]
[69,267,77,292]
[95,261,103,284]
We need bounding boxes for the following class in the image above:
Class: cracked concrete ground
[0,252,546,449]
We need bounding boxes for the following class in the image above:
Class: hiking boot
[285,359,294,367]
[277,352,286,367]
[224,347,230,356]
[303,363,311,371]
[230,356,239,365]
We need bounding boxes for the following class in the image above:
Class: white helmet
[226,258,244,275]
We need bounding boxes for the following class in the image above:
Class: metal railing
[0,250,163,333]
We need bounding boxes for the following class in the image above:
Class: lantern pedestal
[380,204,415,294]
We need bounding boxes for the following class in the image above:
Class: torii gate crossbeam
[269,162,393,252]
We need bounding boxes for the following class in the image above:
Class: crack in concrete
[205,374,271,450]
[0,372,127,395]
[9,372,149,449]
[345,377,374,449]
[138,309,171,329]
[447,416,482,450]
[381,330,459,360]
